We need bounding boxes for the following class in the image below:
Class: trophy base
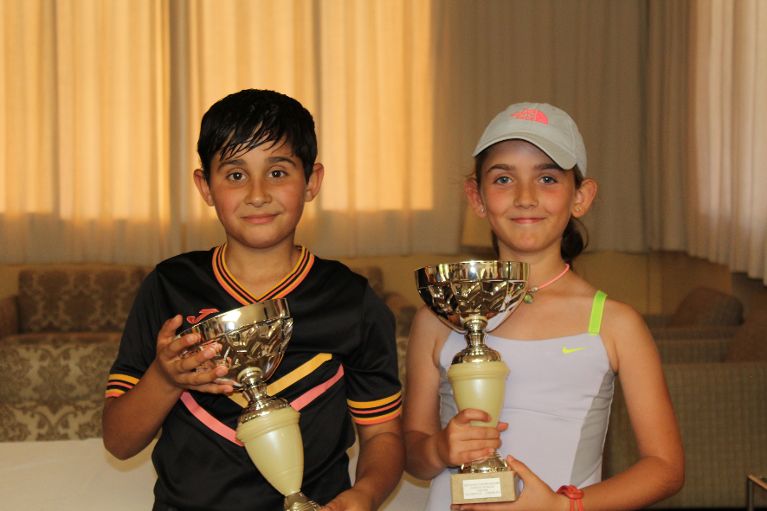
[285,491,321,511]
[450,470,518,504]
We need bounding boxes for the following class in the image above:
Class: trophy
[178,300,320,511]
[415,260,529,504]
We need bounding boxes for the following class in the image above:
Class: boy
[103,89,404,510]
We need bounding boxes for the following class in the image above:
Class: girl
[403,102,684,510]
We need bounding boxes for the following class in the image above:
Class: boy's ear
[572,178,598,218]
[304,163,324,202]
[464,178,487,218]
[193,169,215,206]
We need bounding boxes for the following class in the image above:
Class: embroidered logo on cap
[511,108,549,124]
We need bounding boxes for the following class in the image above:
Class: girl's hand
[437,409,508,468]
[153,314,234,394]
[320,487,374,511]
[451,455,569,511]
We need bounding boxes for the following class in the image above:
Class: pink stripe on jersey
[180,391,243,446]
[179,366,345,445]
[291,365,345,412]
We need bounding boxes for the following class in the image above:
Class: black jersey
[106,245,402,510]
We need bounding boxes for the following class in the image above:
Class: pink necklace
[523,263,571,304]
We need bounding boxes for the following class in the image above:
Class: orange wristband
[557,485,584,511]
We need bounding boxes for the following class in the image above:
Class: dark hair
[473,146,589,265]
[197,89,318,181]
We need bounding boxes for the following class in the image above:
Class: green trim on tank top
[588,290,608,335]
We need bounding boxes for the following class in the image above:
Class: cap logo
[511,108,548,125]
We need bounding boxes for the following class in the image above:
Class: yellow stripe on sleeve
[347,391,402,409]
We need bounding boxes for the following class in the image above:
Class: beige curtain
[688,0,767,283]
[646,0,690,251]
[0,0,169,263]
[18,0,765,269]
[0,0,437,263]
[649,0,767,283]
[448,0,648,253]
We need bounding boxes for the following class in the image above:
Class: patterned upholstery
[666,286,743,327]
[0,263,416,441]
[725,308,767,362]
[0,265,147,441]
[17,265,146,333]
[604,334,767,508]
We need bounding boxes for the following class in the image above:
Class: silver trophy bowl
[178,300,293,388]
[415,260,529,495]
[178,300,320,511]
[415,260,529,363]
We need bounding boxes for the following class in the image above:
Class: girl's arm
[576,301,684,510]
[403,307,505,480]
[456,301,684,511]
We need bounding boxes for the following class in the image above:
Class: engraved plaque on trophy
[179,300,321,511]
[415,260,529,504]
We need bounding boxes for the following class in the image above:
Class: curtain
[0,0,438,263]
[0,0,170,263]
[9,0,763,277]
[648,0,767,283]
[444,0,648,253]
[688,0,767,283]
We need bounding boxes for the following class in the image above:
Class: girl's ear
[572,178,598,218]
[464,178,487,218]
[193,169,215,206]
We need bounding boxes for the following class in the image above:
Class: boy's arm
[103,315,233,460]
[322,418,405,511]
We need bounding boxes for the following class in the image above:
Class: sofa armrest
[604,362,767,509]
[383,292,417,338]
[643,313,670,328]
[0,295,19,339]
[382,292,417,390]
[656,337,729,364]
[651,324,739,341]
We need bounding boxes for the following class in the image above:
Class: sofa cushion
[0,333,121,404]
[725,311,767,362]
[667,287,743,327]
[17,265,146,333]
[0,399,103,441]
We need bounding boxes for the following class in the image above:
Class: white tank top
[425,291,614,510]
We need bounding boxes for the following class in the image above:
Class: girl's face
[466,139,594,260]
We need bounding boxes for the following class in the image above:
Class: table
[0,438,429,510]
[747,473,767,511]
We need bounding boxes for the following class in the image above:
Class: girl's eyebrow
[485,162,564,173]
[538,162,565,171]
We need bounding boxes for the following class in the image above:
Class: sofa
[645,286,744,341]
[0,263,416,442]
[604,310,767,509]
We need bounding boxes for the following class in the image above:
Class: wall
[1,252,764,316]
[341,250,759,316]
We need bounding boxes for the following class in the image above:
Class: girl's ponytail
[561,218,588,266]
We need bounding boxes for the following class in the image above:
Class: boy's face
[193,140,323,252]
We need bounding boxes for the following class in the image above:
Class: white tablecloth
[0,438,429,510]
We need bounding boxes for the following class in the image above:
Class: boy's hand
[320,487,375,511]
[153,314,234,394]
[437,409,508,468]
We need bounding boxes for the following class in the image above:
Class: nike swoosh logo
[562,346,586,354]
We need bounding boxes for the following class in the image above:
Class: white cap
[473,102,587,174]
